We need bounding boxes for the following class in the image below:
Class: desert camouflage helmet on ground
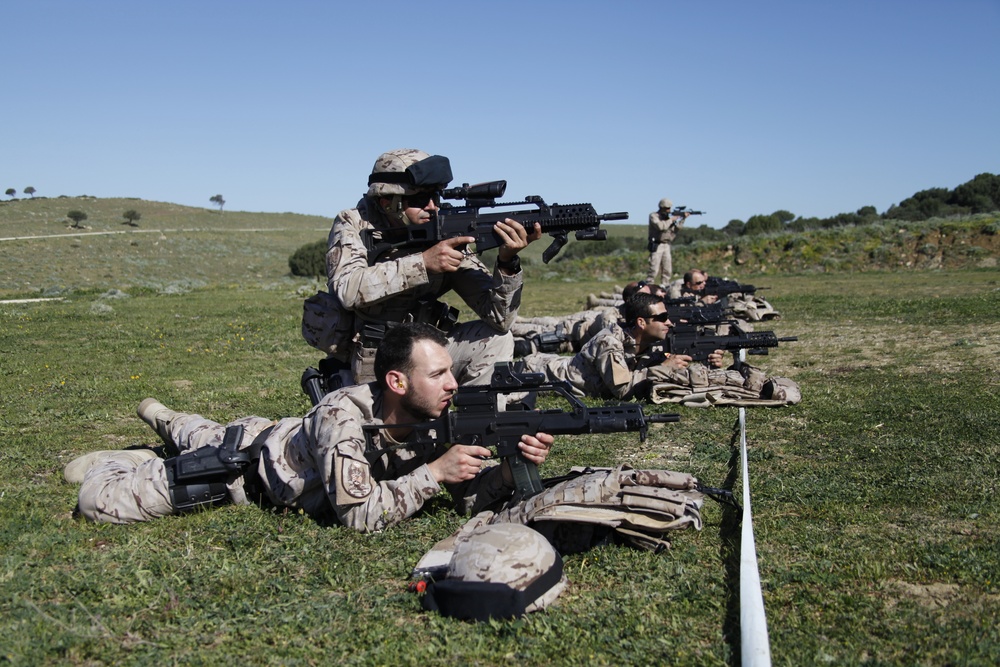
[420,523,567,621]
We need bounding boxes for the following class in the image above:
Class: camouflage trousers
[77,413,274,524]
[647,242,673,285]
[352,320,514,386]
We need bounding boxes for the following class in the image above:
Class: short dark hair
[622,292,663,326]
[683,270,699,285]
[622,281,645,301]
[374,323,449,390]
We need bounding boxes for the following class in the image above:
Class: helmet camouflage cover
[367,148,453,197]
[659,197,673,210]
[419,523,567,621]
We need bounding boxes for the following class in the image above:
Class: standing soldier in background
[647,198,690,286]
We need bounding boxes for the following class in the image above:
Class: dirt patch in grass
[886,579,962,609]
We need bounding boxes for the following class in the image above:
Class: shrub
[288,240,327,277]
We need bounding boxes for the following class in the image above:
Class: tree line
[677,172,1000,244]
[5,186,36,199]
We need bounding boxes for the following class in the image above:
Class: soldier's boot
[137,397,178,444]
[587,293,600,309]
[64,449,159,484]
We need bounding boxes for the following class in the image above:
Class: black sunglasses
[648,312,672,323]
[402,191,440,209]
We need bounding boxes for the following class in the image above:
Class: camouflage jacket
[522,322,652,400]
[326,206,523,332]
[260,383,513,532]
[648,210,683,244]
[511,306,620,348]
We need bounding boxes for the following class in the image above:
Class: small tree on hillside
[122,209,142,227]
[210,194,226,212]
[67,210,88,228]
[5,188,15,199]
[24,186,36,198]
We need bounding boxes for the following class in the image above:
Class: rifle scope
[441,180,507,201]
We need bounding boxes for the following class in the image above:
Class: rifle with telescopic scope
[362,180,628,264]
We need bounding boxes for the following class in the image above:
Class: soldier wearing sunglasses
[518,292,725,400]
[320,148,541,388]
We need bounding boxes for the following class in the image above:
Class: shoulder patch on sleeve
[336,456,374,503]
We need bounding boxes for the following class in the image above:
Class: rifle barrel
[599,211,630,221]
[646,413,681,424]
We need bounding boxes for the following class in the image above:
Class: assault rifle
[362,180,628,264]
[513,330,570,358]
[666,322,797,363]
[669,206,705,217]
[362,362,679,501]
[664,301,727,326]
[701,276,762,298]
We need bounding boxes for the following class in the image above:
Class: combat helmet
[367,149,453,198]
[420,523,567,621]
[659,197,673,210]
[366,148,453,226]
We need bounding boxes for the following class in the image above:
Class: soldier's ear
[386,370,407,395]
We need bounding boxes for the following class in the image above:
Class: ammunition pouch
[353,299,460,384]
[414,299,460,333]
[165,425,259,512]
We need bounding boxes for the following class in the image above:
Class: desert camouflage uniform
[326,204,520,385]
[648,207,683,285]
[519,322,799,404]
[665,278,692,301]
[511,306,620,354]
[77,385,514,531]
[520,322,650,400]
[723,293,782,322]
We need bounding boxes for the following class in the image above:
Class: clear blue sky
[4,0,998,228]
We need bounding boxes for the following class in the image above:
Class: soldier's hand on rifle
[422,236,476,274]
[517,432,554,466]
[707,349,726,368]
[663,353,693,370]
[495,219,543,263]
[428,443,493,484]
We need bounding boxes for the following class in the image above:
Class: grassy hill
[0,196,331,297]
[3,197,998,300]
[1,196,999,664]
[535,215,1000,283]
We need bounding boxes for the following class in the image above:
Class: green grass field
[2,198,999,665]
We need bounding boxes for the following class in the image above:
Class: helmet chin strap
[381,195,409,227]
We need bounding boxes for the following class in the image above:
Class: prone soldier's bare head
[375,323,457,421]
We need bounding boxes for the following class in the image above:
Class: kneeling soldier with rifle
[303,148,627,399]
